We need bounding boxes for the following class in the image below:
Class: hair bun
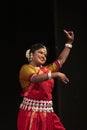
[25,49,30,59]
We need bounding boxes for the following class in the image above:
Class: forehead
[37,48,47,53]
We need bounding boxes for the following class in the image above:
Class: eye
[39,51,43,54]
[38,50,47,57]
[44,54,47,58]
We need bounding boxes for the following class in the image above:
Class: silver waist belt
[20,97,54,113]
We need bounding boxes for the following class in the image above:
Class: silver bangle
[47,72,52,80]
[65,43,72,49]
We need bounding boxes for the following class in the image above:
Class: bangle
[47,72,52,80]
[65,43,72,49]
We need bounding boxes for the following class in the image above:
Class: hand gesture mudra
[64,29,74,44]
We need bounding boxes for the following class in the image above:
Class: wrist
[47,72,52,80]
[65,43,72,49]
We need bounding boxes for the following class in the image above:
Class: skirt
[17,97,66,130]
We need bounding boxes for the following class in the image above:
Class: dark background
[1,0,87,130]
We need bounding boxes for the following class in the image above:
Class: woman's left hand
[57,72,69,84]
[64,29,74,44]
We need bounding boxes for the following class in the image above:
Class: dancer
[17,29,74,130]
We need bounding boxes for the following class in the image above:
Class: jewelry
[47,71,52,80]
[65,43,72,49]
[20,97,54,113]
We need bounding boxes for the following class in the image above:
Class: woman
[17,29,74,130]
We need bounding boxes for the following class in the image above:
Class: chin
[38,63,44,66]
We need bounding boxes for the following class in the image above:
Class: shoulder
[20,64,36,72]
[19,64,38,77]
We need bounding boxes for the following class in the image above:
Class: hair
[30,43,47,54]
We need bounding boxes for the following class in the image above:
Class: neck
[29,62,41,68]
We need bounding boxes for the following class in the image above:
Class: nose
[41,54,46,60]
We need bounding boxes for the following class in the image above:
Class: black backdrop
[1,0,87,130]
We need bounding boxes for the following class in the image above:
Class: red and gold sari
[17,60,66,130]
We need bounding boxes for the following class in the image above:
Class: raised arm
[29,29,74,84]
[58,29,74,68]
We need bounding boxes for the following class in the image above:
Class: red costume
[17,60,66,130]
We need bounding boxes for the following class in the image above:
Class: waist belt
[20,97,54,113]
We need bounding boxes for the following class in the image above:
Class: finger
[64,30,74,36]
[63,30,72,38]
[64,80,69,84]
[68,31,73,35]
[63,29,68,34]
[66,78,69,82]
[64,81,68,84]
[64,78,69,84]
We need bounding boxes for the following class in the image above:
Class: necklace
[35,66,40,70]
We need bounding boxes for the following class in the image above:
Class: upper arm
[47,60,61,72]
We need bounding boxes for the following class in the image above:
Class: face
[32,48,47,66]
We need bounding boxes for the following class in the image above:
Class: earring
[29,53,33,61]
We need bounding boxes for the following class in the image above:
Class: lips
[40,57,45,62]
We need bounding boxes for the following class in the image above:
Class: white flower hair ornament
[25,49,33,62]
